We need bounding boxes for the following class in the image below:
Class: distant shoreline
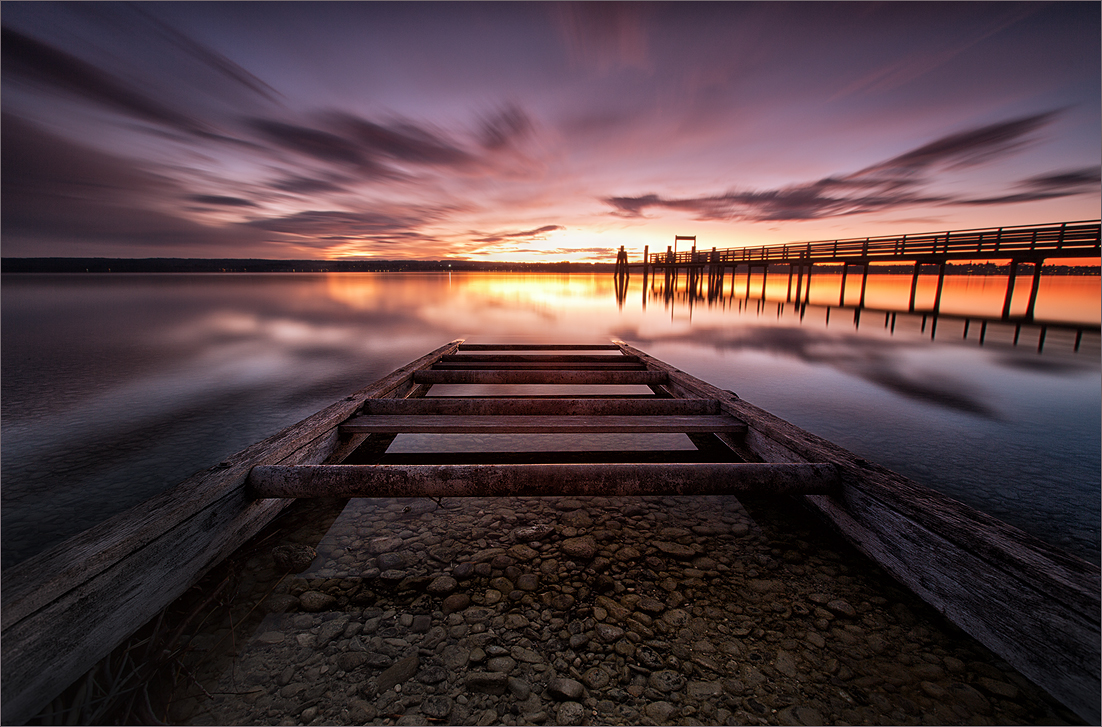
[2,258,1099,275]
[0,258,608,274]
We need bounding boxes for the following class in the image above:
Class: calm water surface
[2,271,1099,568]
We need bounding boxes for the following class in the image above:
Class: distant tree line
[0,258,614,273]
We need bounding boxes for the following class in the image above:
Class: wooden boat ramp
[2,340,1099,724]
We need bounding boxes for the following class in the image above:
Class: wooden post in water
[839,261,850,306]
[794,264,804,304]
[1024,259,1044,322]
[1002,260,1020,319]
[908,262,922,312]
[932,262,947,314]
[858,262,870,307]
[642,245,649,287]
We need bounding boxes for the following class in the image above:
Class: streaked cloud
[1,3,1097,259]
[602,112,1093,223]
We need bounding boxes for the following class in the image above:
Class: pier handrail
[646,220,1101,265]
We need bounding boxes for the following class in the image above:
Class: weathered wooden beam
[441,354,640,363]
[247,462,841,499]
[374,450,733,465]
[0,339,466,726]
[458,343,621,351]
[412,370,668,385]
[361,398,719,416]
[339,414,747,435]
[612,339,1101,724]
[433,362,645,371]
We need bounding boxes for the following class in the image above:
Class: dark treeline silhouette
[1,258,616,274]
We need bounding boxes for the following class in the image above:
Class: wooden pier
[637,220,1100,323]
[3,341,1099,724]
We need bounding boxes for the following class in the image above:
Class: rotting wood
[246,462,840,498]
[613,339,1101,724]
[339,414,747,435]
[0,339,465,726]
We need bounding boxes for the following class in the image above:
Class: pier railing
[646,220,1101,266]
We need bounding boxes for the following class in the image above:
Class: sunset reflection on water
[1,271,1099,567]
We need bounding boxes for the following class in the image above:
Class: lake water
[2,270,1099,569]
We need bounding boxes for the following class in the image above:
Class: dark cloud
[187,195,258,207]
[958,166,1101,206]
[245,209,431,238]
[479,105,534,150]
[470,224,564,243]
[604,112,1073,222]
[269,176,349,194]
[1,26,206,135]
[249,119,378,169]
[506,225,563,238]
[333,114,473,166]
[859,112,1061,176]
[606,184,947,222]
[1021,167,1101,190]
[249,112,494,185]
[0,113,273,255]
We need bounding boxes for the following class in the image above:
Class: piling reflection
[625,261,1100,355]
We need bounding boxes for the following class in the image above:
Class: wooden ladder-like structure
[247,341,839,499]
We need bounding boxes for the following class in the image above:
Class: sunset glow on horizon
[2,2,1099,262]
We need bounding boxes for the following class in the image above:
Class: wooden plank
[0,339,465,725]
[361,398,719,416]
[413,370,667,385]
[613,339,1101,724]
[247,462,840,498]
[339,414,747,434]
[441,354,640,363]
[433,362,645,370]
[375,450,733,465]
[458,343,621,351]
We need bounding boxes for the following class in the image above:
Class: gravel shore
[161,494,1079,726]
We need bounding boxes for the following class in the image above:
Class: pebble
[556,701,587,725]
[297,591,335,612]
[548,676,585,701]
[426,575,457,595]
[560,535,597,560]
[271,544,316,572]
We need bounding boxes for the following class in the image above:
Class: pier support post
[839,262,850,306]
[1024,259,1044,321]
[908,262,921,312]
[1001,260,1020,319]
[858,262,870,308]
[932,262,947,314]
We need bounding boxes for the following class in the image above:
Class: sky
[2,2,1099,262]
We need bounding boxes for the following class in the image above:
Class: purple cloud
[604,112,1075,222]
[1,26,206,135]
